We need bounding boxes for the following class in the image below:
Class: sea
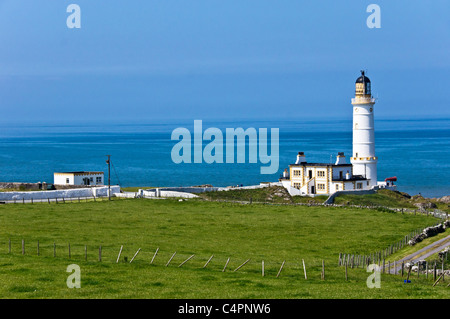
[0,118,449,198]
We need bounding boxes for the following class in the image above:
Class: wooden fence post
[262,260,264,277]
[150,247,159,264]
[116,245,123,263]
[37,240,39,256]
[8,238,11,254]
[234,259,251,272]
[345,261,348,281]
[22,239,25,255]
[203,255,214,269]
[302,259,307,280]
[166,252,176,266]
[178,254,195,267]
[321,260,325,280]
[433,262,436,281]
[68,243,71,258]
[99,246,102,262]
[85,245,87,261]
[130,248,141,263]
[53,242,56,257]
[276,261,285,278]
[223,257,230,272]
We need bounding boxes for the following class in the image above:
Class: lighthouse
[350,70,377,188]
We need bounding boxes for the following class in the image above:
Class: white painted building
[280,71,396,196]
[54,171,104,186]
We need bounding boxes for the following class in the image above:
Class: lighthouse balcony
[351,97,376,104]
[332,174,367,182]
[350,156,378,162]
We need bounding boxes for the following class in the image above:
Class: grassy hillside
[334,189,450,213]
[0,198,446,298]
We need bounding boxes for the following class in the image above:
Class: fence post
[276,261,285,278]
[203,255,214,269]
[85,245,87,261]
[345,261,348,281]
[321,260,325,280]
[116,245,123,263]
[53,242,56,257]
[8,238,11,254]
[178,254,195,267]
[37,240,39,256]
[301,259,307,280]
[166,252,177,266]
[130,248,142,263]
[150,247,159,264]
[99,246,102,262]
[433,262,437,281]
[223,257,230,272]
[234,259,251,272]
[68,243,71,259]
[22,239,25,255]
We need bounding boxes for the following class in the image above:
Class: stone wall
[0,186,120,201]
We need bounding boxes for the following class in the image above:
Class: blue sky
[0,0,449,124]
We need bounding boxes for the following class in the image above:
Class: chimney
[335,152,347,165]
[295,152,306,164]
[283,169,289,178]
[345,171,350,180]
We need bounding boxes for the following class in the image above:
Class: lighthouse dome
[355,70,370,83]
[355,70,371,96]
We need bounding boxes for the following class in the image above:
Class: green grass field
[0,198,448,299]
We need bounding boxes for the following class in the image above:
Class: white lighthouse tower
[351,70,377,188]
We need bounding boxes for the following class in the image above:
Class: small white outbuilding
[54,171,104,186]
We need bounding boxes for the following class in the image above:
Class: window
[335,184,339,191]
[357,183,363,189]
[317,183,326,190]
[293,170,301,177]
[66,178,69,184]
[90,177,94,182]
[96,177,102,183]
[317,171,325,178]
[293,183,301,189]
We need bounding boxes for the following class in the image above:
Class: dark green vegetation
[200,186,450,213]
[0,197,447,298]
[334,189,450,213]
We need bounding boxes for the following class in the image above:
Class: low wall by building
[0,186,120,201]
[142,189,199,198]
[151,182,282,194]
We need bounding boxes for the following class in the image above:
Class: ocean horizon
[0,117,449,198]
